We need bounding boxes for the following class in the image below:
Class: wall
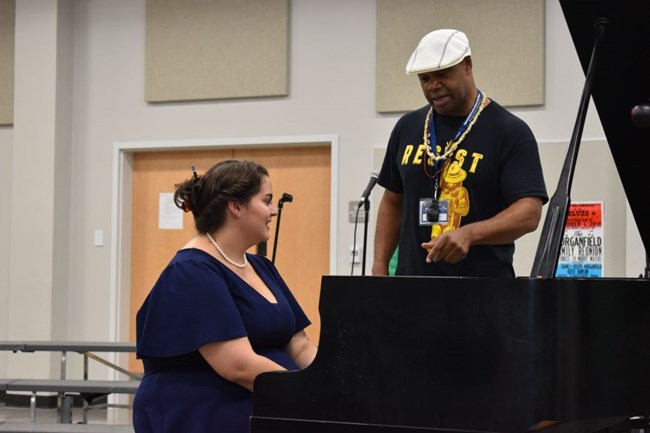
[1,0,646,379]
[0,127,12,377]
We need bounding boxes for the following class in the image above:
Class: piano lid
[560,0,650,252]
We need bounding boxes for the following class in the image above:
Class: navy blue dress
[133,248,311,433]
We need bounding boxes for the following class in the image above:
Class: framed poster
[556,202,604,278]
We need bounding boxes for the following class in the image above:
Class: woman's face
[239,176,278,243]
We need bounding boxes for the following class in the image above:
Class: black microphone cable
[351,202,363,275]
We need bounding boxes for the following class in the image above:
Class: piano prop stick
[530,18,609,279]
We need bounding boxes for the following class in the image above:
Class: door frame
[108,135,339,353]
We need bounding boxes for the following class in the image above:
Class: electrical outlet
[348,201,366,223]
[349,246,361,264]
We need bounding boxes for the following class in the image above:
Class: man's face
[417,58,475,116]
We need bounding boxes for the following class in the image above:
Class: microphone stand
[272,193,293,264]
[361,198,370,276]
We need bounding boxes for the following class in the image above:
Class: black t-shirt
[378,100,548,277]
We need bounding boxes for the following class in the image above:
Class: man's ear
[463,56,473,73]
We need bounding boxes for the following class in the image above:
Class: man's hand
[421,227,471,264]
[420,196,544,265]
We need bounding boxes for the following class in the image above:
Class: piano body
[251,1,650,432]
[252,277,650,433]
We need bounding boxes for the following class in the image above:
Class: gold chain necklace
[206,232,248,269]
[423,92,489,162]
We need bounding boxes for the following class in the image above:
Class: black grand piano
[250,1,650,432]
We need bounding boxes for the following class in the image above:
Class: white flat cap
[405,29,471,74]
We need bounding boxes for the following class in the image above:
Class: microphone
[631,102,650,128]
[359,171,379,203]
[278,193,293,209]
[279,192,293,204]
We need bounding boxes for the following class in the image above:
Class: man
[373,29,548,277]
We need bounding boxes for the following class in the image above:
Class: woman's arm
[199,337,285,391]
[285,330,318,369]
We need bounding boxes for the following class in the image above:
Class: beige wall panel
[0,0,15,125]
[376,0,545,113]
[145,0,289,103]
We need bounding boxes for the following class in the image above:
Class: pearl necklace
[423,91,488,162]
[206,232,248,269]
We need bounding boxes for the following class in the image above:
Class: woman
[133,160,317,433]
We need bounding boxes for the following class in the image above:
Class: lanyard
[427,89,483,200]
[427,89,483,167]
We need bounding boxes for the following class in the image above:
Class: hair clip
[191,164,198,180]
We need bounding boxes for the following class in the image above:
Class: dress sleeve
[136,256,247,358]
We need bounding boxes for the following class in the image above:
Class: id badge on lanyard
[419,198,448,226]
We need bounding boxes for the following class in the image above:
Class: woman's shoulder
[172,247,214,263]
[166,248,224,271]
[154,248,227,289]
